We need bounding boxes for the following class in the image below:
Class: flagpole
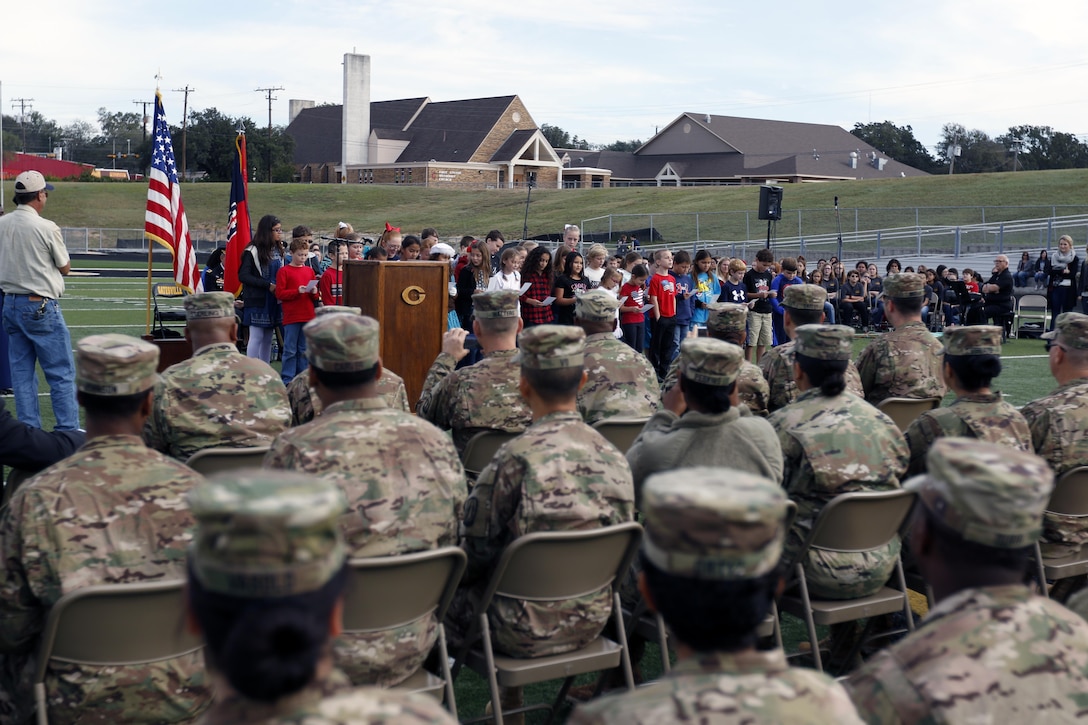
[145,75,161,335]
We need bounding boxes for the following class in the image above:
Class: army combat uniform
[417,291,532,455]
[768,325,908,599]
[454,326,636,657]
[904,326,1030,476]
[847,439,1088,723]
[0,335,212,724]
[855,273,946,405]
[188,471,456,725]
[570,467,863,725]
[1022,312,1088,557]
[576,290,660,423]
[264,313,467,687]
[144,292,290,460]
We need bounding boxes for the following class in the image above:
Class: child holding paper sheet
[275,235,321,385]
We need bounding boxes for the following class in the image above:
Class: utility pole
[255,86,283,183]
[172,85,195,181]
[132,99,151,143]
[10,97,34,151]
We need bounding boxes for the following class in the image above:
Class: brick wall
[471,97,535,163]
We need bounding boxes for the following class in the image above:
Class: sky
[4,0,1088,155]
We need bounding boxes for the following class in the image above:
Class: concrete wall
[288,100,315,125]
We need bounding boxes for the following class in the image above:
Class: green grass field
[1,266,1058,721]
[35,168,1088,245]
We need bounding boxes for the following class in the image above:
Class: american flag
[145,91,202,292]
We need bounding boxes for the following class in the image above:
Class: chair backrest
[803,489,916,554]
[1048,467,1088,516]
[35,580,200,683]
[185,446,270,475]
[342,547,466,632]
[1017,294,1049,312]
[877,397,941,432]
[461,430,520,477]
[482,522,642,606]
[591,417,649,454]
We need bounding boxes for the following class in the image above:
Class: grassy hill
[30,168,1088,242]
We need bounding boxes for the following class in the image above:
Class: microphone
[317,235,339,241]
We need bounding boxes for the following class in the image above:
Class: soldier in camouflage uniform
[187,470,456,725]
[846,439,1088,723]
[628,337,783,507]
[453,325,636,657]
[263,313,466,687]
[417,290,532,455]
[904,325,1031,476]
[759,285,864,413]
[1022,312,1088,558]
[0,334,212,724]
[574,289,660,424]
[663,303,770,416]
[855,273,946,405]
[144,291,291,460]
[285,306,408,424]
[768,325,909,599]
[570,468,863,725]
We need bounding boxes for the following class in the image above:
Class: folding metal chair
[343,548,467,716]
[151,283,189,336]
[877,397,942,433]
[591,417,650,454]
[451,522,643,725]
[779,489,917,673]
[184,446,270,476]
[460,430,520,481]
[1034,467,1088,599]
[33,580,203,725]
[1013,293,1049,339]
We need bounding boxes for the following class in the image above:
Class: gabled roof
[491,129,537,162]
[287,98,429,164]
[395,95,517,163]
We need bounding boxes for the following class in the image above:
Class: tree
[849,121,937,172]
[2,110,61,153]
[179,108,294,181]
[938,123,1006,174]
[997,125,1088,170]
[595,139,643,152]
[541,124,589,150]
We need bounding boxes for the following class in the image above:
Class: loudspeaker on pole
[758,185,783,221]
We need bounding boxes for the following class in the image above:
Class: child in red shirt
[275,236,321,385]
[319,240,348,306]
[647,249,678,379]
[619,264,650,351]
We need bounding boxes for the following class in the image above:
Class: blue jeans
[823,301,836,325]
[280,322,307,385]
[2,295,78,430]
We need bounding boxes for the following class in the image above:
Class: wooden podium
[343,260,448,411]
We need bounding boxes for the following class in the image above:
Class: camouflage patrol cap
[76,334,160,396]
[706,303,747,334]
[793,324,854,361]
[515,324,586,370]
[783,284,827,311]
[473,289,520,319]
[883,273,926,299]
[184,291,236,320]
[642,467,787,580]
[315,304,363,317]
[679,337,743,387]
[1042,312,1088,349]
[575,289,620,322]
[906,438,1053,549]
[304,313,380,372]
[187,469,347,598]
[942,325,1002,356]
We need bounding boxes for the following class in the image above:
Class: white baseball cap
[14,170,54,194]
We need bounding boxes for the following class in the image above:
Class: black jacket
[238,246,273,309]
[0,399,84,473]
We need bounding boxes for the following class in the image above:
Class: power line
[255,86,284,183]
[132,99,151,143]
[172,86,195,181]
[10,97,34,151]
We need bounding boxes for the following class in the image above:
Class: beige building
[287,53,562,189]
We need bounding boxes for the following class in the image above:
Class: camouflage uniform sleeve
[461,452,524,584]
[903,412,941,477]
[262,433,298,471]
[856,343,877,398]
[661,357,680,393]
[0,489,51,652]
[143,378,170,454]
[416,354,458,427]
[391,381,409,412]
[845,652,929,725]
[1019,400,1050,455]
